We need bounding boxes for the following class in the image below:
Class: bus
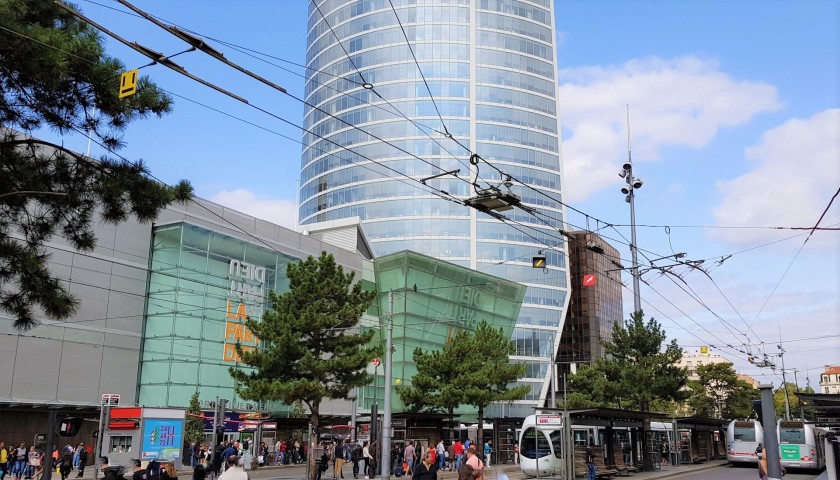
[726,420,763,465]
[519,414,565,478]
[777,420,827,471]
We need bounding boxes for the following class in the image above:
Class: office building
[557,230,623,376]
[301,0,570,415]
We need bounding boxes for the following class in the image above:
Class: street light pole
[620,107,643,314]
[380,291,394,480]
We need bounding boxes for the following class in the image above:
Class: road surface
[670,463,823,479]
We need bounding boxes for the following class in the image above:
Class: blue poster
[141,419,184,460]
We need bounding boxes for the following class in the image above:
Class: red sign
[371,358,381,367]
[583,274,597,287]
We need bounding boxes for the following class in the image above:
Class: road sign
[101,393,120,406]
[371,358,380,367]
[119,69,138,98]
[583,274,597,287]
[532,256,546,268]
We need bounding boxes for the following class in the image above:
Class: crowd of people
[1,442,91,480]
[311,437,501,480]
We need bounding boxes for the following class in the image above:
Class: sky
[34,0,839,391]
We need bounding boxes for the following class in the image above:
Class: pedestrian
[361,442,372,480]
[411,452,437,480]
[513,442,519,465]
[217,457,246,480]
[75,445,88,478]
[435,441,445,471]
[333,441,346,480]
[622,442,631,466]
[1,442,7,480]
[452,440,463,472]
[403,442,415,476]
[482,440,491,468]
[464,447,483,480]
[13,442,27,480]
[350,443,361,479]
[191,465,205,480]
[161,462,177,480]
[585,440,596,480]
[273,440,283,466]
[661,440,669,466]
[131,459,148,480]
[59,449,73,480]
[757,448,768,480]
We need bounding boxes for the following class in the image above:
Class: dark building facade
[557,231,624,375]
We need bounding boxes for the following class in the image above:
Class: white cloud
[557,56,783,201]
[209,189,299,230]
[711,108,840,248]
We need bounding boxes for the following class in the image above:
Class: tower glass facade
[301,0,569,414]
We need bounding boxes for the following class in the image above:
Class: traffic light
[752,400,763,424]
[532,256,546,268]
[59,417,84,437]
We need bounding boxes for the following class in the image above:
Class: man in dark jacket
[411,452,437,480]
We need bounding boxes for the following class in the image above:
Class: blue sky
[41,0,839,389]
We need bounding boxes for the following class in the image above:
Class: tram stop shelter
[673,417,727,464]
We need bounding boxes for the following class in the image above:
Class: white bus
[777,420,827,471]
[726,420,763,465]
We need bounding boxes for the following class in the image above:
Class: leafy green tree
[0,0,192,330]
[773,382,814,418]
[459,320,530,448]
[724,380,760,419]
[229,252,380,480]
[184,391,206,446]
[685,381,714,417]
[569,311,687,411]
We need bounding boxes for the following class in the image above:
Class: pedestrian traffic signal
[59,417,84,437]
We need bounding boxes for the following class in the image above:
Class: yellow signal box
[119,69,138,98]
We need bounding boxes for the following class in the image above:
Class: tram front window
[549,431,563,458]
[521,427,551,459]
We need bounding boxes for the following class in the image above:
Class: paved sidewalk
[68,459,728,480]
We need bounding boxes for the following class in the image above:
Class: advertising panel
[142,418,184,460]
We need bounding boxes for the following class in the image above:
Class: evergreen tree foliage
[397,327,473,424]
[459,320,530,448]
[684,362,760,418]
[229,252,380,480]
[569,311,687,411]
[0,0,192,330]
[184,391,206,446]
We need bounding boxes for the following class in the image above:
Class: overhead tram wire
[114,0,476,192]
[746,186,840,331]
[605,223,756,351]
[310,0,478,175]
[56,2,467,207]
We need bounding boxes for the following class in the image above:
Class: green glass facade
[362,251,527,412]
[139,222,298,411]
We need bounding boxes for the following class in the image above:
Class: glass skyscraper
[300,0,569,415]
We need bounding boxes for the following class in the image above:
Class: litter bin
[671,452,679,466]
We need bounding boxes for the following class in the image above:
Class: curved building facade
[301,0,569,415]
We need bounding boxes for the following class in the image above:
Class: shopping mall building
[0,194,526,453]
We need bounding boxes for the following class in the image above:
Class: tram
[777,420,827,471]
[519,414,566,477]
[726,420,764,465]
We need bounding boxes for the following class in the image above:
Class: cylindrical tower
[301,0,569,415]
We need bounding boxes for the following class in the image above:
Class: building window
[110,436,133,453]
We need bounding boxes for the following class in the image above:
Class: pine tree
[458,321,530,451]
[569,311,688,411]
[0,0,192,330]
[229,252,381,480]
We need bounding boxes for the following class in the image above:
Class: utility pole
[380,291,394,480]
[759,384,783,480]
[619,106,643,314]
[793,369,804,420]
[778,332,790,420]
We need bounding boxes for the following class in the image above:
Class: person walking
[273,440,283,466]
[361,442,372,480]
[333,441,346,480]
[75,445,87,478]
[58,449,73,480]
[403,442,415,476]
[0,442,7,480]
[482,440,491,468]
[452,440,463,472]
[585,440,596,480]
[435,441,445,471]
[13,443,27,480]
[161,462,177,480]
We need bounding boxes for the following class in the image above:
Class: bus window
[733,427,756,442]
[779,428,805,445]
[521,427,551,459]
